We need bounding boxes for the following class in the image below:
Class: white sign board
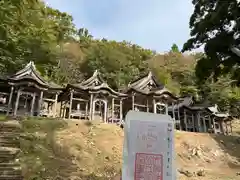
[122,111,175,180]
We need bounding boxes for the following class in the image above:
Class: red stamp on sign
[134,153,163,180]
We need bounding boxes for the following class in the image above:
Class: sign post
[122,110,175,180]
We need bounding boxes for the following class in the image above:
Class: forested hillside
[0,0,239,116]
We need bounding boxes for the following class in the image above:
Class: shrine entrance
[154,102,168,115]
[93,99,107,122]
[18,92,34,116]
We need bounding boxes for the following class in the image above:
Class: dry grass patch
[20,119,122,180]
[18,118,240,180]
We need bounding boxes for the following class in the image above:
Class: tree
[182,0,240,82]
[79,40,153,89]
[77,28,93,49]
[198,75,240,113]
[171,43,179,53]
[0,0,75,77]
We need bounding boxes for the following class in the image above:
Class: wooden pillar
[7,86,14,115]
[197,112,201,132]
[153,99,156,113]
[146,99,149,112]
[172,102,175,120]
[132,93,135,110]
[68,91,73,119]
[166,103,168,115]
[191,113,195,132]
[60,101,62,118]
[92,100,95,121]
[203,115,207,133]
[111,98,115,121]
[104,101,107,123]
[63,102,67,119]
[37,91,43,117]
[225,121,228,135]
[172,102,176,129]
[30,93,36,116]
[54,93,58,118]
[178,106,182,130]
[85,102,88,120]
[230,120,233,134]
[89,93,93,120]
[208,116,211,132]
[184,109,187,131]
[212,117,216,134]
[220,121,225,134]
[120,99,123,121]
[13,89,20,116]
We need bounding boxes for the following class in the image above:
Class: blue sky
[45,0,194,53]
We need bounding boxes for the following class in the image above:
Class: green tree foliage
[80,40,153,89]
[199,75,240,114]
[170,43,179,53]
[0,0,76,75]
[149,52,197,96]
[182,0,240,82]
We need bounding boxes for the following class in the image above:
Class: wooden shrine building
[169,97,233,135]
[60,70,127,123]
[0,62,63,117]
[123,71,179,117]
[182,105,233,135]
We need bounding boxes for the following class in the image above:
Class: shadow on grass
[19,118,120,180]
[210,134,240,169]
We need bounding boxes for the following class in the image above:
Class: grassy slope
[19,118,240,180]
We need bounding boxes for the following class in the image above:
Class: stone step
[0,129,20,133]
[0,166,21,177]
[0,133,21,139]
[0,169,22,176]
[0,147,20,152]
[0,166,21,172]
[0,148,20,161]
[0,153,17,160]
[0,139,19,145]
[0,121,21,126]
[0,134,20,139]
[0,129,21,134]
[0,138,20,144]
[0,123,20,127]
[0,154,19,163]
[0,175,23,180]
[0,163,21,169]
[0,149,20,156]
[0,142,20,148]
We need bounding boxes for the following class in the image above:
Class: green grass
[0,114,7,121]
[19,118,121,180]
[19,118,68,180]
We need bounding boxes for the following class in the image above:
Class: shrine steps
[0,121,23,180]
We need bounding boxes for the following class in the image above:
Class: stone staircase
[0,121,23,180]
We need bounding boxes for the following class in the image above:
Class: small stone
[178,168,193,177]
[196,169,206,176]
[79,168,86,172]
[236,172,240,176]
[205,159,211,163]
